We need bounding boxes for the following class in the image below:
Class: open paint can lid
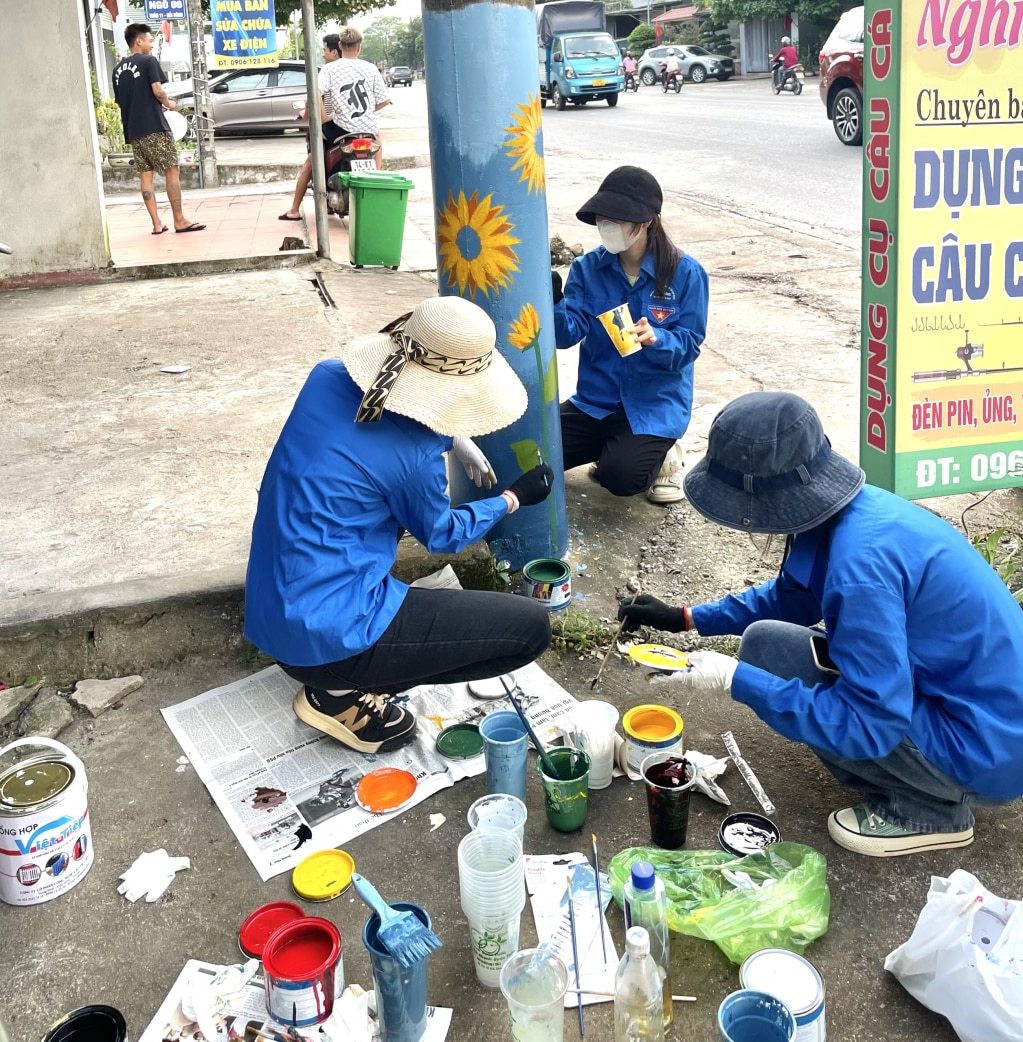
[436,723,484,759]
[42,1006,127,1042]
[355,767,417,814]
[291,848,356,902]
[718,811,782,857]
[628,644,691,672]
[239,901,306,958]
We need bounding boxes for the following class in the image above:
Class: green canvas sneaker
[828,804,974,857]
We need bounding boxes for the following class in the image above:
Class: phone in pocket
[810,633,840,676]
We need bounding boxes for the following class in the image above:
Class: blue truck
[537,1,625,110]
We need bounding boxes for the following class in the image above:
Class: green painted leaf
[542,352,559,406]
[510,438,541,473]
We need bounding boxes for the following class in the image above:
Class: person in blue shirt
[552,166,709,505]
[618,391,1023,857]
[245,296,555,754]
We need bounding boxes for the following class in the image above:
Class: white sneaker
[587,461,599,480]
[647,444,684,504]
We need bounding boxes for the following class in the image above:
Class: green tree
[200,0,396,28]
[627,23,656,53]
[394,16,424,69]
[361,14,404,65]
[699,16,735,57]
[695,0,849,31]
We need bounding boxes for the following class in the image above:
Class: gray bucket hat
[683,392,865,535]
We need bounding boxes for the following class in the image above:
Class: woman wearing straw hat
[551,166,708,505]
[618,391,1023,857]
[245,297,555,754]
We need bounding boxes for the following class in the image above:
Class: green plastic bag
[608,842,830,965]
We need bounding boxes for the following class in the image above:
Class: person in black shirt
[112,24,205,235]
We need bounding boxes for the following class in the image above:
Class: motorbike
[770,57,805,95]
[324,133,380,218]
[623,69,639,92]
[660,62,683,94]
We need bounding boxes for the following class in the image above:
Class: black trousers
[279,588,552,696]
[561,401,676,497]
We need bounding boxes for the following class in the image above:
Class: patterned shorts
[130,131,178,173]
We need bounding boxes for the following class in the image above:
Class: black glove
[618,594,688,633]
[505,464,555,508]
[552,269,564,305]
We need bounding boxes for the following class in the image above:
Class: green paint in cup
[536,747,591,832]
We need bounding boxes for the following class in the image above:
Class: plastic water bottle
[614,926,666,1042]
[624,861,673,1028]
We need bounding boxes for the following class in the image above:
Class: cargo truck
[537,0,624,109]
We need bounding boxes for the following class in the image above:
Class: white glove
[651,650,738,695]
[451,436,497,488]
[117,848,190,903]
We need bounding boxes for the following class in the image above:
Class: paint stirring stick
[567,873,586,1037]
[591,833,608,965]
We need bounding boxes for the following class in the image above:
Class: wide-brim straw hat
[344,296,528,438]
[683,391,865,535]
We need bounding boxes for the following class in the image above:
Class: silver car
[638,44,735,85]
[176,61,311,134]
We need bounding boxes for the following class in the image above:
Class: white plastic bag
[884,869,1023,1042]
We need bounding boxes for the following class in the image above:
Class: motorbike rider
[623,50,638,90]
[662,47,683,87]
[770,35,799,89]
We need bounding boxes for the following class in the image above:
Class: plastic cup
[718,990,797,1042]
[642,752,699,849]
[479,711,528,800]
[568,700,619,789]
[457,830,525,918]
[500,948,569,1042]
[467,793,528,841]
[467,912,522,988]
[536,748,591,833]
[362,902,431,1042]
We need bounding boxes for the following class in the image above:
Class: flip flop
[278,213,302,221]
[152,226,168,235]
[175,223,206,233]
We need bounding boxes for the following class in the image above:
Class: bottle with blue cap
[614,926,666,1042]
[623,860,673,1028]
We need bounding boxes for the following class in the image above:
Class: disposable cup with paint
[597,301,642,356]
[521,558,572,611]
[262,916,345,1027]
[363,901,433,1042]
[740,949,825,1042]
[467,792,527,841]
[499,948,569,1042]
[479,710,529,801]
[622,704,685,779]
[642,752,699,849]
[568,700,619,789]
[718,989,797,1042]
[536,747,591,833]
[467,911,523,988]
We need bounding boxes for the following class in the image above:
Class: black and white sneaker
[294,686,417,753]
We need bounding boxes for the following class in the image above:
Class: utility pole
[186,0,217,189]
[301,0,330,259]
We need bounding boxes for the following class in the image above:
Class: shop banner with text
[211,0,278,69]
[861,0,1023,498]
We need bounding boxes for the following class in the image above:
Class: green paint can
[521,558,572,611]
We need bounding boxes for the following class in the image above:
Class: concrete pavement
[3,97,1022,1042]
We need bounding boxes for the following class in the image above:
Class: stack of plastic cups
[457,829,527,987]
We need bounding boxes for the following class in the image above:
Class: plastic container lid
[355,767,417,813]
[740,949,824,1015]
[436,723,484,759]
[291,848,356,902]
[718,812,781,857]
[239,901,306,958]
[628,644,691,671]
[630,861,655,890]
[346,171,414,190]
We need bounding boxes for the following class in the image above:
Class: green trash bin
[341,171,414,268]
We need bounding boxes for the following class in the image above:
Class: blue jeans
[738,619,978,832]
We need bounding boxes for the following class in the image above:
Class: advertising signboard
[861,0,1023,498]
[211,0,278,69]
[144,0,186,18]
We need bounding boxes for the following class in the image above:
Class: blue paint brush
[499,675,561,779]
[591,833,608,965]
[567,873,585,1036]
[352,873,442,968]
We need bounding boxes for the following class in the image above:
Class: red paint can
[262,917,344,1027]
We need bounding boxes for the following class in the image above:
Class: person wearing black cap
[552,166,708,505]
[618,391,1023,857]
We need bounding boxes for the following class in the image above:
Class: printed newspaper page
[161,662,580,881]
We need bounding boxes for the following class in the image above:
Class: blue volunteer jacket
[692,484,1023,800]
[244,362,508,667]
[553,246,709,439]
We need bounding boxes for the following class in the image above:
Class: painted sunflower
[436,190,520,299]
[508,302,541,350]
[504,95,546,195]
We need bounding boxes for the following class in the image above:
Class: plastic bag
[884,870,1023,1042]
[608,842,830,965]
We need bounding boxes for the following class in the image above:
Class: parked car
[637,44,735,85]
[176,60,311,134]
[819,6,864,145]
[386,65,414,87]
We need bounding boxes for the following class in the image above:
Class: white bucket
[0,738,94,906]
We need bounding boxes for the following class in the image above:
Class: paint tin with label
[521,558,572,611]
[740,948,826,1042]
[263,916,345,1027]
[621,705,684,777]
[0,738,95,907]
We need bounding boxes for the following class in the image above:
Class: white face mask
[597,219,641,254]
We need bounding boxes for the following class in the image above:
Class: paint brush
[591,589,639,689]
[591,833,608,964]
[567,989,697,1002]
[567,873,586,1036]
[499,675,561,779]
[537,446,550,489]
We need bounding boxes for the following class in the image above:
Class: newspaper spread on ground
[138,958,453,1042]
[162,661,581,880]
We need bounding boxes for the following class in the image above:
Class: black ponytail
[647,214,682,298]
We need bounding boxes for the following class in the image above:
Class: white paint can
[740,948,826,1042]
[0,738,94,907]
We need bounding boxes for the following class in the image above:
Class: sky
[351,0,423,29]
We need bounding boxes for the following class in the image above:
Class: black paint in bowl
[718,811,782,857]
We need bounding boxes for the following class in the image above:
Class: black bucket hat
[576,166,662,226]
[683,392,866,535]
